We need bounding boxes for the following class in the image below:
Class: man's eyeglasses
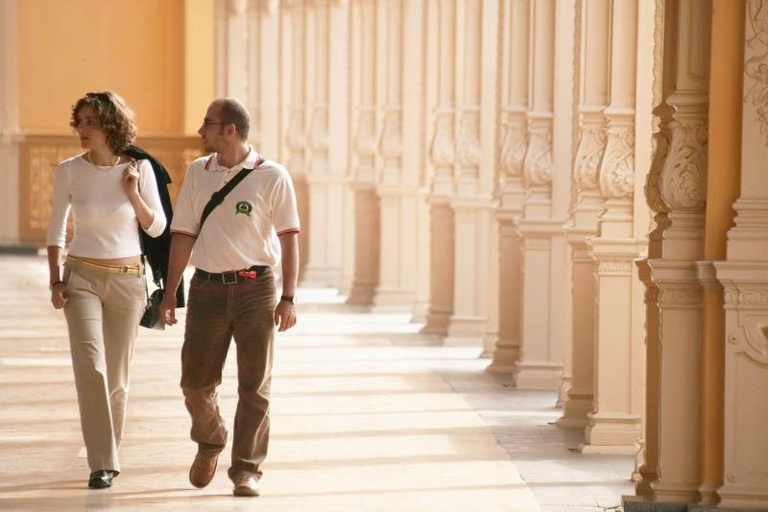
[202,120,229,128]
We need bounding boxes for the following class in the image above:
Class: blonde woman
[46,91,166,489]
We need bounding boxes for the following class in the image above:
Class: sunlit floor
[0,255,633,512]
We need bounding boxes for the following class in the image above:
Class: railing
[19,133,203,245]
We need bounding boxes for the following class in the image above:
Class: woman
[46,91,166,489]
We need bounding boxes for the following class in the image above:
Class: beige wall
[17,0,213,135]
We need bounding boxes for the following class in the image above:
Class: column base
[555,393,593,429]
[411,297,429,323]
[718,487,768,510]
[622,495,686,512]
[513,361,563,389]
[581,412,642,452]
[485,344,521,375]
[421,310,451,335]
[651,483,701,505]
[373,288,415,312]
[696,485,719,507]
[347,281,376,305]
[301,265,343,288]
[444,315,486,346]
[557,376,571,407]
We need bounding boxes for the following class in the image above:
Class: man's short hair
[218,98,250,140]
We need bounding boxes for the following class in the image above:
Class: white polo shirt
[171,147,300,272]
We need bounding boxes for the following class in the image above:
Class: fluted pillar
[582,0,645,453]
[514,0,564,389]
[488,0,529,373]
[0,0,21,245]
[640,0,711,503]
[373,0,420,312]
[422,0,456,336]
[303,0,347,287]
[219,0,249,99]
[557,0,609,427]
[284,0,310,278]
[444,0,495,346]
[246,0,281,156]
[347,0,380,305]
[714,1,768,507]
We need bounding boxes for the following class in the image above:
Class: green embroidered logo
[235,201,253,216]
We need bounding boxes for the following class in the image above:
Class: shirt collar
[206,146,261,172]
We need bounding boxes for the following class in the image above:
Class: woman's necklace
[85,151,120,170]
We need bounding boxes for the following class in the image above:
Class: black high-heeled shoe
[88,470,117,489]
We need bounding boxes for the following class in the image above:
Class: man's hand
[274,301,296,332]
[159,293,178,326]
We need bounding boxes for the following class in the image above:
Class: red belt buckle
[238,270,258,280]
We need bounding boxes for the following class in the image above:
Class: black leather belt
[194,266,269,284]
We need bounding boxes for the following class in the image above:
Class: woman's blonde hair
[70,91,137,154]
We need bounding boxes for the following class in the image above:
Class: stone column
[0,0,21,245]
[347,0,380,305]
[514,0,563,389]
[582,0,645,453]
[221,0,249,99]
[374,0,419,312]
[642,0,711,503]
[303,0,346,287]
[488,0,529,373]
[444,0,490,345]
[557,0,609,428]
[714,1,768,507]
[284,0,310,277]
[422,0,456,336]
[248,0,281,156]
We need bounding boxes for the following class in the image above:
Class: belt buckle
[221,271,238,285]
[120,265,130,275]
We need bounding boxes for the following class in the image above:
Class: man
[158,97,299,497]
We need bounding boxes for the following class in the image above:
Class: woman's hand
[123,161,140,199]
[50,282,68,309]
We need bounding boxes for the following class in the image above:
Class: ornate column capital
[499,109,528,179]
[429,109,455,170]
[574,109,607,191]
[456,109,481,171]
[599,110,636,200]
[523,114,553,187]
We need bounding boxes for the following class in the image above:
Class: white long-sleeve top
[46,154,167,258]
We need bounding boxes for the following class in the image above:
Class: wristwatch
[280,295,295,304]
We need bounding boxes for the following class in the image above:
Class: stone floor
[0,254,634,511]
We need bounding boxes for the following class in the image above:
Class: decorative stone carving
[353,107,376,157]
[657,289,702,307]
[430,110,455,169]
[574,114,606,190]
[286,108,306,152]
[309,106,329,152]
[456,110,480,168]
[598,260,633,274]
[744,0,768,144]
[659,117,708,211]
[523,119,553,186]
[600,123,635,199]
[740,289,768,305]
[379,108,403,160]
[500,111,528,178]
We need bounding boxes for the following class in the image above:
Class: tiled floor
[0,255,634,511]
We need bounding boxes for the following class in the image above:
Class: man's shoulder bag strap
[198,156,264,230]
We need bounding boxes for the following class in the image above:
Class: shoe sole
[233,487,260,497]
